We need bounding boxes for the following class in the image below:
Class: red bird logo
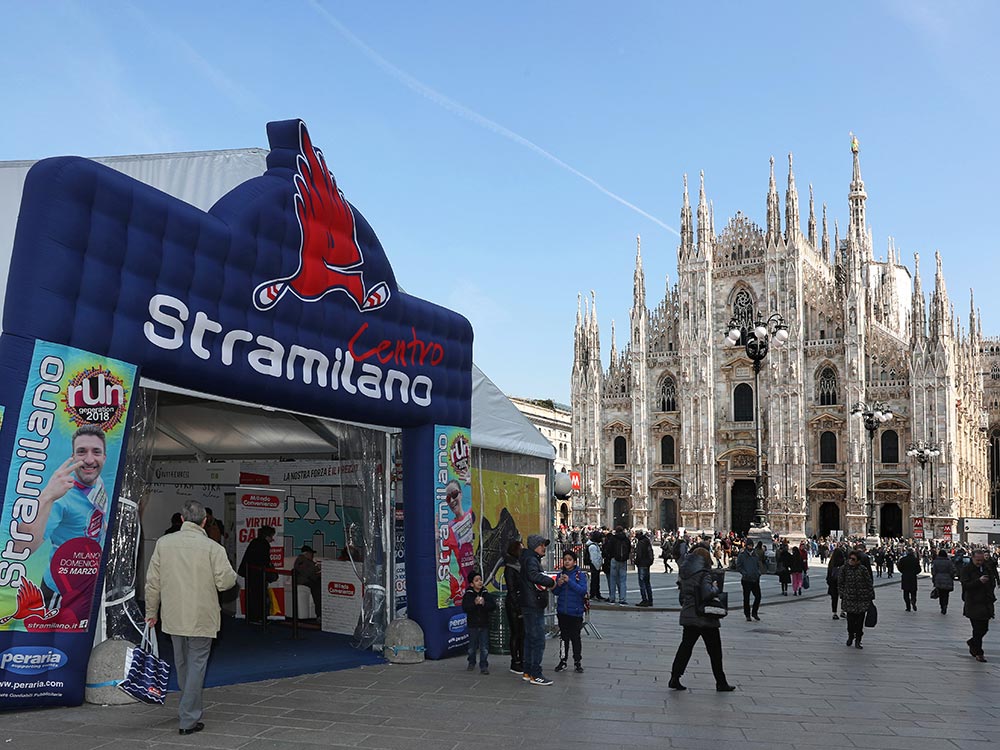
[253,123,390,313]
[0,579,60,626]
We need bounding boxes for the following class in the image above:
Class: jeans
[637,566,652,603]
[467,626,489,669]
[741,580,761,618]
[557,613,583,665]
[522,609,546,678]
[670,626,726,685]
[610,559,628,603]
[969,619,990,656]
[171,635,213,731]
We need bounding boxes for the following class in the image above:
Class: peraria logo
[241,494,280,509]
[62,366,128,431]
[448,613,467,633]
[0,646,68,675]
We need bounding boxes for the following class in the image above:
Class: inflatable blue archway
[0,120,473,708]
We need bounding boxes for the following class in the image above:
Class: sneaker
[554,661,567,673]
[509,666,523,674]
[529,676,553,686]
[480,668,490,675]
[574,664,584,673]
[522,672,532,682]
[466,663,475,671]
[832,614,839,620]
[752,615,761,622]
[619,601,629,606]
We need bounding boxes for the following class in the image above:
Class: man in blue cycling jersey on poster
[32,424,109,609]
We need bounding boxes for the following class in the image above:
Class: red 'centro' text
[348,323,444,367]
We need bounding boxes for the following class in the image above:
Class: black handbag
[930,588,939,599]
[696,584,728,618]
[865,602,878,628]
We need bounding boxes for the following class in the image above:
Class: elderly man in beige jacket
[145,499,237,735]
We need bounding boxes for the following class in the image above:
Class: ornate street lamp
[724,312,789,529]
[851,400,894,537]
[906,439,941,519]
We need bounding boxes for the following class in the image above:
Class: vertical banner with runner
[434,426,472,609]
[0,340,136,706]
[235,491,285,618]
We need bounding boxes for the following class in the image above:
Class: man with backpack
[585,531,605,600]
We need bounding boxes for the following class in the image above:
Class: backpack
[587,541,603,569]
[672,539,684,560]
[583,541,592,567]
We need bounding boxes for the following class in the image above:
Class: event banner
[472,469,541,592]
[321,560,363,635]
[235,490,285,618]
[434,425,472,609]
[0,341,135,634]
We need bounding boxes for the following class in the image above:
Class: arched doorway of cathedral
[730,480,756,535]
[613,498,632,529]
[880,503,903,538]
[559,503,569,527]
[659,499,677,531]
[819,502,840,537]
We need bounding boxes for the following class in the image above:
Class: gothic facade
[571,140,991,538]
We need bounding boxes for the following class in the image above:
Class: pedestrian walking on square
[503,541,525,674]
[897,548,920,612]
[669,546,735,692]
[826,546,846,619]
[960,549,996,662]
[553,550,587,673]
[790,546,805,595]
[634,529,655,606]
[607,526,632,605]
[660,535,675,573]
[734,543,761,622]
[462,571,495,674]
[585,532,605,600]
[838,550,875,649]
[931,548,955,615]
[519,534,556,685]
[777,543,793,595]
[145,500,238,735]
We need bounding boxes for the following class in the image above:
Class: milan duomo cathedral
[571,137,1000,540]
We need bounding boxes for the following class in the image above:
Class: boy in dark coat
[462,571,496,674]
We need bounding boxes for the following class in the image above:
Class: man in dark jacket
[607,526,632,605]
[896,548,921,612]
[519,534,556,685]
[634,530,655,606]
[961,550,997,662]
[734,544,762,622]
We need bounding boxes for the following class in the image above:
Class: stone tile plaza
[2,567,995,750]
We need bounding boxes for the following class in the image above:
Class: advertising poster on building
[942,524,953,542]
[434,426,472,609]
[472,469,541,592]
[235,491,285,618]
[0,341,135,635]
[913,517,924,539]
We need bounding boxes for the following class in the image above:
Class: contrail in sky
[307,1,680,237]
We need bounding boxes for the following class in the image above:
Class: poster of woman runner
[0,341,135,632]
[435,426,472,608]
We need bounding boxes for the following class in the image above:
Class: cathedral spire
[848,132,868,256]
[912,252,926,342]
[821,203,830,260]
[766,156,781,245]
[785,153,800,242]
[610,320,617,365]
[680,174,694,258]
[970,288,977,345]
[633,235,646,309]
[697,170,709,256]
[807,184,817,248]
[930,251,951,340]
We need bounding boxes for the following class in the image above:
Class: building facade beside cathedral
[571,138,995,539]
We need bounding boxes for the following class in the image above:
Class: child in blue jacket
[553,549,588,673]
[462,571,496,673]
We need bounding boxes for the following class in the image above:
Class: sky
[1,1,998,404]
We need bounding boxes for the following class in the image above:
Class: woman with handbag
[669,546,735,692]
[838,550,875,648]
[790,546,805,596]
[776,542,793,595]
[931,548,956,614]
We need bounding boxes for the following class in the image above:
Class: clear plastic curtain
[104,386,158,641]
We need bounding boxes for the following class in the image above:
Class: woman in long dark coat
[897,548,921,611]
[838,550,875,648]
[826,546,846,619]
[931,549,956,614]
[776,543,793,596]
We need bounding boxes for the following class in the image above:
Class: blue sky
[2,1,997,403]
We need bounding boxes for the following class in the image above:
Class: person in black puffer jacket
[519,534,556,685]
[503,540,525,674]
[669,546,734,692]
[634,530,655,607]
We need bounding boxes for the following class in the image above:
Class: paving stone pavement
[1,575,996,750]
